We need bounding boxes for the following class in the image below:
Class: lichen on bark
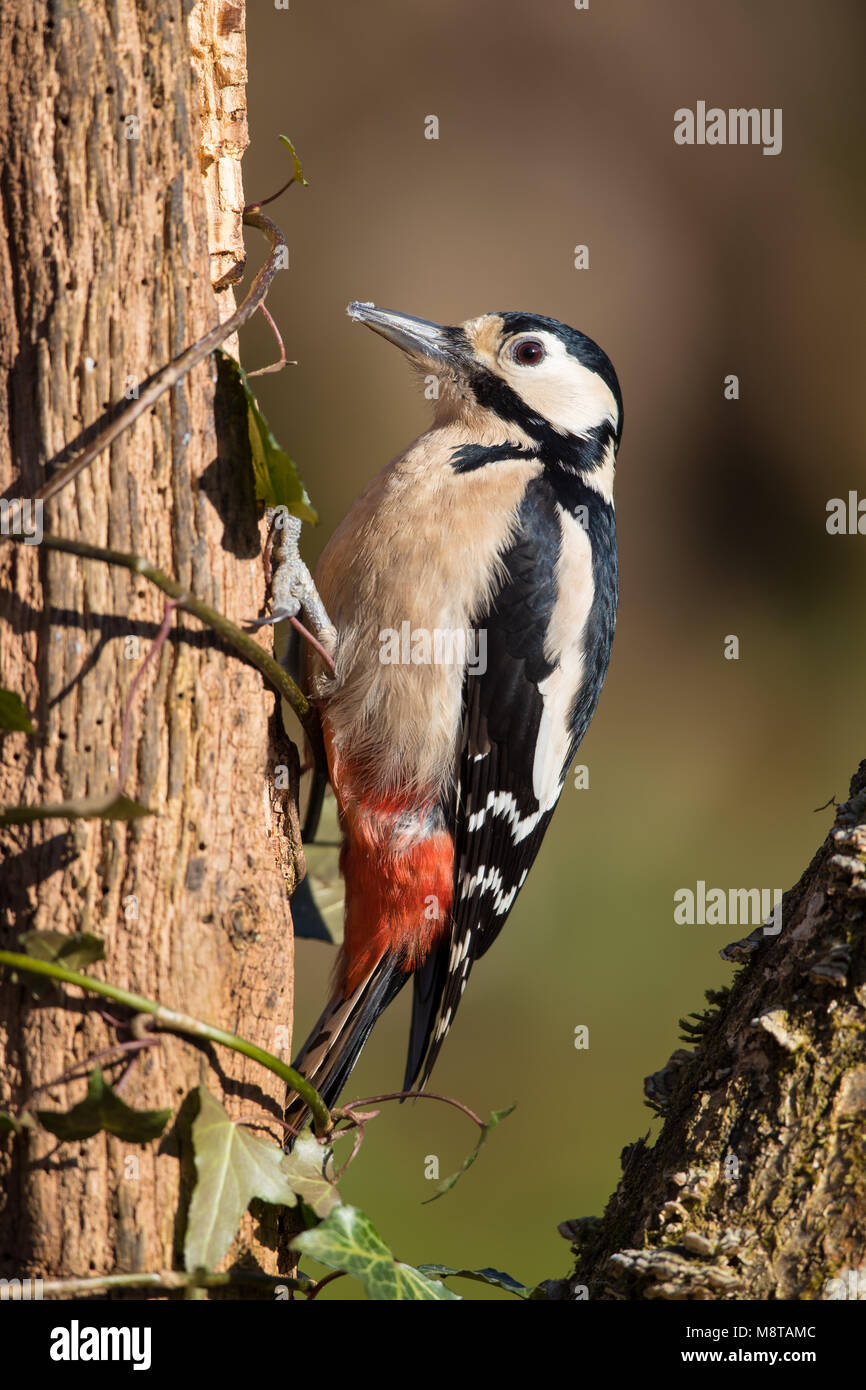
[553,760,866,1300]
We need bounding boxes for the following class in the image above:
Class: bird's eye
[510,337,545,366]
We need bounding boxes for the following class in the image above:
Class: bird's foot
[250,508,338,666]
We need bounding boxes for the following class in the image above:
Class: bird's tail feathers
[285,953,408,1138]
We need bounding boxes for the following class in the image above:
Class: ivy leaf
[281,1133,341,1218]
[19,930,104,970]
[416,1264,539,1298]
[423,1104,516,1203]
[292,1204,460,1300]
[278,134,309,186]
[184,1087,298,1272]
[0,792,152,826]
[17,930,105,998]
[0,689,34,732]
[219,352,317,523]
[36,1068,171,1145]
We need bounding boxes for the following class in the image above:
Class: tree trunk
[554,759,866,1300]
[0,0,298,1281]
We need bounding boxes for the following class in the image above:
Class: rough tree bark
[554,759,866,1300]
[0,0,299,1282]
[7,0,860,1306]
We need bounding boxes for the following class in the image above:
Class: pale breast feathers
[314,429,543,796]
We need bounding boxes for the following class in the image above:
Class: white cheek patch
[499,333,619,441]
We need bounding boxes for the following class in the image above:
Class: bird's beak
[347,302,457,368]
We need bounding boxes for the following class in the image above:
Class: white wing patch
[458,862,521,914]
[448,934,471,971]
[466,787,547,844]
[532,506,595,810]
[461,506,595,848]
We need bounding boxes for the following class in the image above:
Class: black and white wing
[404,474,616,1091]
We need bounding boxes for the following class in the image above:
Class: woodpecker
[285,302,622,1128]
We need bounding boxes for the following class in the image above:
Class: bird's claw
[264,507,337,659]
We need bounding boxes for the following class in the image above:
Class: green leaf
[36,1068,171,1144]
[0,689,35,732]
[185,1087,299,1272]
[416,1264,538,1298]
[20,930,104,970]
[219,352,317,523]
[292,1204,461,1300]
[0,792,152,826]
[17,930,105,998]
[423,1104,516,1204]
[278,134,309,186]
[281,1133,341,1218]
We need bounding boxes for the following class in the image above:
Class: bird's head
[347,302,622,474]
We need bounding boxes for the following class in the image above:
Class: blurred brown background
[239,0,866,1296]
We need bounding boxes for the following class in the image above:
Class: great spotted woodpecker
[284,302,622,1127]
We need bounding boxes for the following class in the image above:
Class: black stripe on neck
[544,462,616,520]
[463,363,618,474]
[450,442,536,474]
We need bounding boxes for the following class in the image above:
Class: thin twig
[305,1270,347,1300]
[12,531,318,741]
[246,175,296,214]
[31,1269,314,1298]
[289,614,337,677]
[96,1008,128,1028]
[338,1090,486,1130]
[34,209,288,504]
[0,950,332,1135]
[247,302,296,377]
[332,1114,377,1181]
